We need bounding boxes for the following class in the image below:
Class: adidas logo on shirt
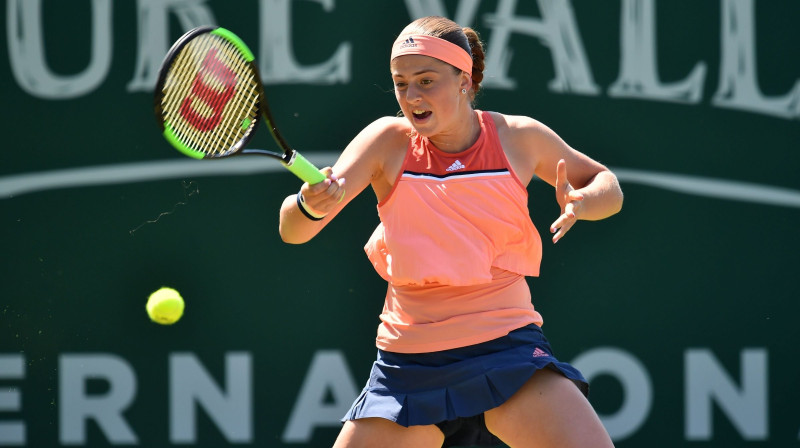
[446,160,466,172]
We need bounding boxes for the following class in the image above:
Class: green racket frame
[155,26,326,185]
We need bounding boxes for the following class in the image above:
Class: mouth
[411,109,432,121]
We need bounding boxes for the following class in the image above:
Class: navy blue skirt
[342,324,588,446]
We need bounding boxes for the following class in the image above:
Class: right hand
[298,167,346,216]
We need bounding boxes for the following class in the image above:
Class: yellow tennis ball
[146,287,184,325]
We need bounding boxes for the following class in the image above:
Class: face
[390,54,470,138]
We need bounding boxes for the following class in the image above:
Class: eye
[394,81,407,90]
[420,79,433,86]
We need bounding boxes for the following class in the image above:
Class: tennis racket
[154,26,326,184]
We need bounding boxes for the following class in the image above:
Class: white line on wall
[1,155,799,209]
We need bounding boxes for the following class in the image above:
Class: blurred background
[2,1,799,447]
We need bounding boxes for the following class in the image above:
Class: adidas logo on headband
[399,37,417,49]
[391,35,473,74]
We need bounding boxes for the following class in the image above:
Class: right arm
[278,116,409,244]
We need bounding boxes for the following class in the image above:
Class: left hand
[550,159,584,243]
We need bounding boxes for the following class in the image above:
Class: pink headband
[391,34,473,74]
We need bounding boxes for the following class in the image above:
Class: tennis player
[279,16,622,448]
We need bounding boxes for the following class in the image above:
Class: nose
[404,84,422,104]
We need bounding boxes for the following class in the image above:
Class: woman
[279,16,622,448]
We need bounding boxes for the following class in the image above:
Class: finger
[307,179,331,194]
[552,202,577,226]
[564,199,581,222]
[552,220,575,244]
[325,178,343,198]
[555,159,575,212]
[313,176,346,209]
[549,213,571,235]
[299,168,338,209]
[556,159,568,188]
[550,203,578,241]
[336,178,347,203]
[305,168,337,194]
[551,212,577,241]
[567,190,584,202]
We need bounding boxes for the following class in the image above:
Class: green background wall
[2,1,799,446]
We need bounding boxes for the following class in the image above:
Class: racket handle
[282,151,327,184]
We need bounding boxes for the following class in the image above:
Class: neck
[429,109,479,153]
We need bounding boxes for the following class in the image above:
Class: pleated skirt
[342,324,588,446]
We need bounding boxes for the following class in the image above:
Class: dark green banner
[2,1,799,447]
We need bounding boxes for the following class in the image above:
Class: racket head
[154,27,280,160]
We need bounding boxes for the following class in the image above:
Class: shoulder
[486,111,558,142]
[483,111,573,186]
[337,116,410,169]
[360,116,413,142]
[487,112,571,159]
[333,116,412,200]
[338,116,410,167]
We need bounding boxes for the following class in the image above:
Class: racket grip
[283,152,327,184]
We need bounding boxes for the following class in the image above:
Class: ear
[459,71,472,92]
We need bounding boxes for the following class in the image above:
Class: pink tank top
[365,110,544,353]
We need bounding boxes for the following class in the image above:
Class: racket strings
[160,33,260,157]
[218,56,259,153]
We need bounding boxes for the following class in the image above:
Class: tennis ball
[146,287,184,325]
